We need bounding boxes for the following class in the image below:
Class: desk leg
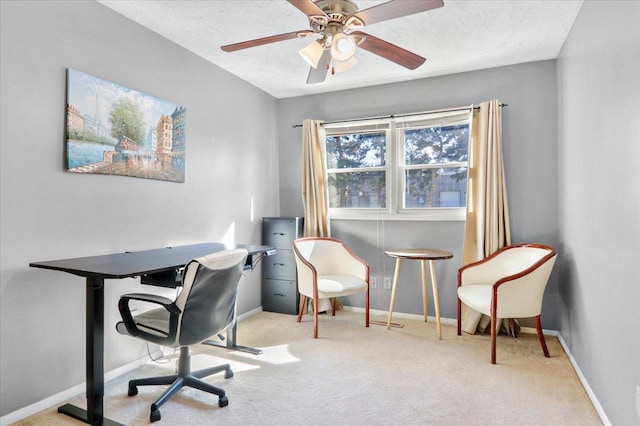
[386,258,402,330]
[58,277,123,426]
[429,260,442,340]
[227,320,263,355]
[421,260,428,322]
[202,319,263,355]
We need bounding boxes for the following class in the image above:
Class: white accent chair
[116,249,247,422]
[456,244,557,364]
[293,237,369,338]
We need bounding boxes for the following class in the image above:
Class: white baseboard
[238,306,262,322]
[556,333,611,426]
[343,305,458,326]
[0,350,162,426]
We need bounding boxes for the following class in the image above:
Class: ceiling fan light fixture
[330,33,357,61]
[334,56,358,73]
[299,40,324,68]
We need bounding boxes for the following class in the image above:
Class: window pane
[404,167,467,208]
[404,124,469,166]
[328,171,386,208]
[326,132,386,169]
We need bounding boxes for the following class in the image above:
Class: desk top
[385,248,454,260]
[30,243,275,279]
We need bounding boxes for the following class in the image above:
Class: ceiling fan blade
[287,0,327,17]
[352,0,444,26]
[307,49,331,84]
[353,32,426,70]
[221,30,312,52]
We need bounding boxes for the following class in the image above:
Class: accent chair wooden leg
[535,315,550,358]
[457,298,462,336]
[365,287,370,328]
[331,298,336,316]
[490,311,497,365]
[297,296,306,323]
[313,297,319,339]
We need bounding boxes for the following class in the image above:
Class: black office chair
[116,248,248,422]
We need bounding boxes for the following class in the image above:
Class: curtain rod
[291,103,508,128]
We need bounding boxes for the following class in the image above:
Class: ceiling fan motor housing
[309,0,364,47]
[314,0,359,17]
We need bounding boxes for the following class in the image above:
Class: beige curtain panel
[461,99,511,334]
[301,119,330,238]
[300,119,334,313]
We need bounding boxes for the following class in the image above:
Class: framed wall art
[65,69,186,182]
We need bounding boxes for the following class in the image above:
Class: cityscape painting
[65,69,186,182]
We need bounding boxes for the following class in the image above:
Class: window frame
[324,108,472,221]
[324,119,391,219]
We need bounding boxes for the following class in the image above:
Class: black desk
[30,242,275,426]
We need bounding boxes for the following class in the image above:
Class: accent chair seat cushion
[457,284,492,317]
[316,274,368,298]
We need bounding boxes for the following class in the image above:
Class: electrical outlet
[636,385,640,418]
[370,277,377,289]
[383,277,392,290]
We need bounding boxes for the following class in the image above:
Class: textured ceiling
[98,0,584,99]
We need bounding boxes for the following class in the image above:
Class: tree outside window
[326,131,386,208]
[402,124,469,208]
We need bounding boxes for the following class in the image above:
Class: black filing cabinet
[261,217,303,314]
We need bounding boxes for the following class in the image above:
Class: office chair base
[128,347,233,422]
[150,408,161,423]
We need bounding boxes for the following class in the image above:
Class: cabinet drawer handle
[273,293,285,297]
[273,263,285,266]
[273,232,286,236]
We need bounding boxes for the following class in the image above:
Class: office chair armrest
[119,293,181,313]
[118,293,181,339]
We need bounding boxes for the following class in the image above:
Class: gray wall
[277,61,560,325]
[0,0,279,416]
[557,1,640,424]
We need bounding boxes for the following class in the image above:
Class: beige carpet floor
[14,311,601,425]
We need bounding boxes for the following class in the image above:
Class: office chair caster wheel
[150,408,161,422]
[219,396,229,407]
[127,385,138,396]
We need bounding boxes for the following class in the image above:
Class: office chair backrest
[174,249,247,346]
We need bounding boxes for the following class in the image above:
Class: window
[325,121,389,209]
[324,108,472,220]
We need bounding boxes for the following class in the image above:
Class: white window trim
[324,107,472,221]
[327,208,467,221]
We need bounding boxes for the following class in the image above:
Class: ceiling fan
[221,0,444,84]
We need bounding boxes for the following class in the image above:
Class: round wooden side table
[384,248,454,339]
